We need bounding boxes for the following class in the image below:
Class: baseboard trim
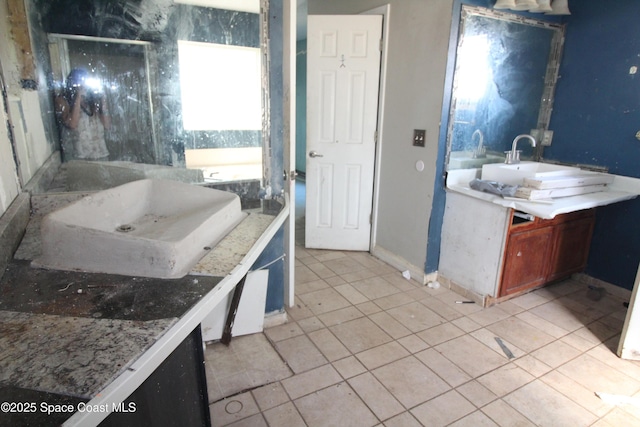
[370,245,434,285]
[263,310,288,329]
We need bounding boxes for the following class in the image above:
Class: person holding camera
[55,68,110,161]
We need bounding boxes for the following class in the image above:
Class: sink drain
[116,224,135,233]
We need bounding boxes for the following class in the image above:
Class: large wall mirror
[446,5,565,170]
[30,0,268,195]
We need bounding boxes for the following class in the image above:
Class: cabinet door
[500,227,554,297]
[548,217,595,282]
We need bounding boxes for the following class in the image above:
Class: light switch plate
[541,130,554,146]
[413,129,426,147]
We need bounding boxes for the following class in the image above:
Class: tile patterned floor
[207,191,640,426]
[207,244,640,426]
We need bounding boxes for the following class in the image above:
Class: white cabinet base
[201,270,269,342]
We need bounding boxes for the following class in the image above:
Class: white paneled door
[618,264,640,360]
[305,15,382,251]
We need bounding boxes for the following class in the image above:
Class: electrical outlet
[413,129,426,147]
[541,130,554,146]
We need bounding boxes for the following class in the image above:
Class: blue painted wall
[544,0,640,290]
[260,0,286,312]
[296,39,307,175]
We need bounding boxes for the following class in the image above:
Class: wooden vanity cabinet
[499,209,595,297]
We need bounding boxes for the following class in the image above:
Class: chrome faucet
[472,129,486,159]
[505,134,536,164]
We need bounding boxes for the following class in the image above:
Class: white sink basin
[34,179,246,278]
[448,151,504,169]
[481,161,581,185]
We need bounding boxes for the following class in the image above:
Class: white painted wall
[307,0,453,270]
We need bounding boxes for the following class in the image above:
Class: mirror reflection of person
[55,68,110,161]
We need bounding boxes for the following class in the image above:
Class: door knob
[309,151,323,158]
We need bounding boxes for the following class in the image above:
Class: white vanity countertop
[447,168,640,219]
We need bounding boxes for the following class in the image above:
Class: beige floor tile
[317,306,364,327]
[372,356,450,408]
[368,311,412,339]
[381,272,423,292]
[297,316,324,333]
[349,372,405,421]
[298,287,352,315]
[415,348,472,387]
[540,370,614,417]
[571,321,620,346]
[456,380,498,408]
[420,296,465,321]
[323,257,368,275]
[374,292,416,310]
[561,328,600,352]
[509,291,551,310]
[557,353,640,397]
[528,300,593,333]
[448,410,500,427]
[396,334,429,354]
[305,261,337,279]
[410,390,475,426]
[330,316,393,353]
[486,317,555,353]
[513,354,553,378]
[530,339,581,368]
[435,335,508,378]
[352,276,402,300]
[332,355,367,379]
[334,283,369,305]
[308,328,350,362]
[504,380,598,426]
[587,344,640,380]
[340,268,381,283]
[451,315,482,332]
[225,413,267,427]
[434,292,484,316]
[251,382,290,412]
[387,301,446,333]
[469,328,526,359]
[594,407,640,427]
[356,341,410,370]
[210,392,260,427]
[281,364,342,400]
[325,275,347,287]
[296,278,330,295]
[476,364,535,397]
[481,399,535,427]
[417,321,465,346]
[494,300,526,316]
[382,411,422,427]
[467,305,511,327]
[262,402,306,427]
[308,249,346,262]
[264,321,304,342]
[275,335,327,374]
[515,311,570,339]
[286,296,314,321]
[294,382,378,427]
[206,334,291,402]
[295,265,320,285]
[357,301,384,316]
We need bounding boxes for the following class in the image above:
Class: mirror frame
[445,5,565,171]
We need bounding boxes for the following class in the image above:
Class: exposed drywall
[0,0,54,203]
[307,0,454,271]
[545,0,640,290]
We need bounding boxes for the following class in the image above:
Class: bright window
[178,40,262,131]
